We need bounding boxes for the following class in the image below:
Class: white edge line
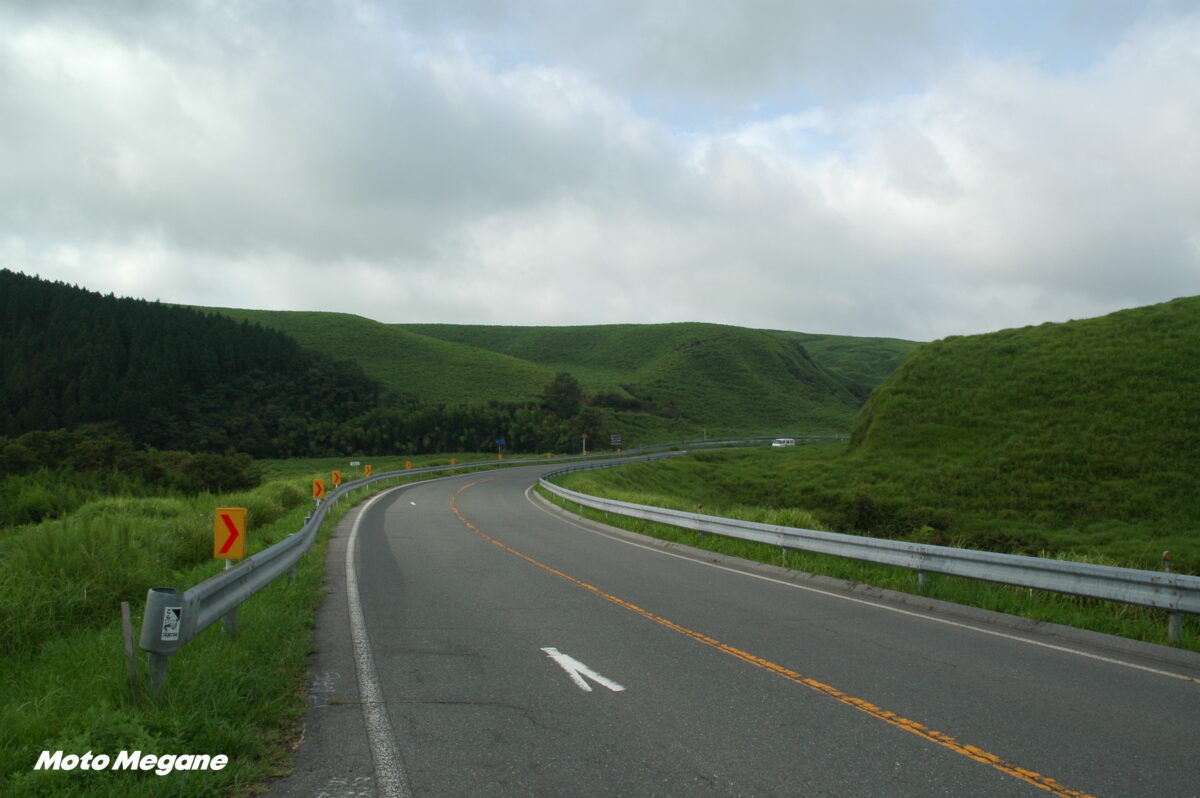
[525,484,1197,684]
[347,488,411,798]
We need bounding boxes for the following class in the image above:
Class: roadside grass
[0,490,324,797]
[0,456,515,796]
[569,444,1200,571]
[543,458,1199,653]
[0,481,309,660]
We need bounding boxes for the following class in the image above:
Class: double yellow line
[451,482,1098,798]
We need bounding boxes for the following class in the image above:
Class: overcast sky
[2,1,1198,340]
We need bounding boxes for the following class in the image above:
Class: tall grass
[0,457,521,796]
[0,482,308,659]
[0,494,327,796]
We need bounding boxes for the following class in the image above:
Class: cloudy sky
[2,1,1198,340]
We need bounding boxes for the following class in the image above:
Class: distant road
[273,462,1200,798]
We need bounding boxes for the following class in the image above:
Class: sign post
[214,507,247,637]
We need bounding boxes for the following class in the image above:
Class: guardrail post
[222,560,238,638]
[1164,552,1182,645]
[147,652,170,694]
[917,570,928,592]
[139,587,184,694]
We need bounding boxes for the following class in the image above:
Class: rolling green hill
[192,308,920,439]
[841,295,1199,559]
[767,332,920,399]
[571,295,1200,570]
[193,308,555,405]
[397,322,869,434]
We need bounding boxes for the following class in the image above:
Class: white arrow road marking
[541,647,626,693]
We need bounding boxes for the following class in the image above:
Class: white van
[771,438,796,447]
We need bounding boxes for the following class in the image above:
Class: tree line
[1,270,618,461]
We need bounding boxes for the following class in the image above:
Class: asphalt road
[269,462,1200,798]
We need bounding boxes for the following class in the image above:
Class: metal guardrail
[628,435,846,453]
[136,452,617,691]
[137,445,721,691]
[540,462,1200,636]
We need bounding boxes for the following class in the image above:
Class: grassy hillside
[197,307,555,405]
[195,309,917,438]
[842,295,1199,560]
[399,322,864,434]
[560,296,1200,572]
[768,332,920,398]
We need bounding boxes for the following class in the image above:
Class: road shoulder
[265,501,376,798]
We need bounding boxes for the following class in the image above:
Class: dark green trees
[541,372,583,418]
[0,270,379,455]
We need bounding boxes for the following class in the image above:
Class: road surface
[268,461,1200,797]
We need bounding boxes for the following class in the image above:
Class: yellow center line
[450,481,1099,798]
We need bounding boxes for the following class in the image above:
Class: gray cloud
[1,1,1197,340]
[387,0,950,112]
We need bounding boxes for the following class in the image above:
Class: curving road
[269,461,1200,798]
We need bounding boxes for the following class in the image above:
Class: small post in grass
[1163,551,1182,645]
[121,601,138,691]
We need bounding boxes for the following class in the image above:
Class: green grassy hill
[768,332,920,398]
[840,295,1199,561]
[399,322,867,434]
[547,294,1200,649]
[557,295,1200,569]
[196,309,918,438]
[194,308,555,405]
